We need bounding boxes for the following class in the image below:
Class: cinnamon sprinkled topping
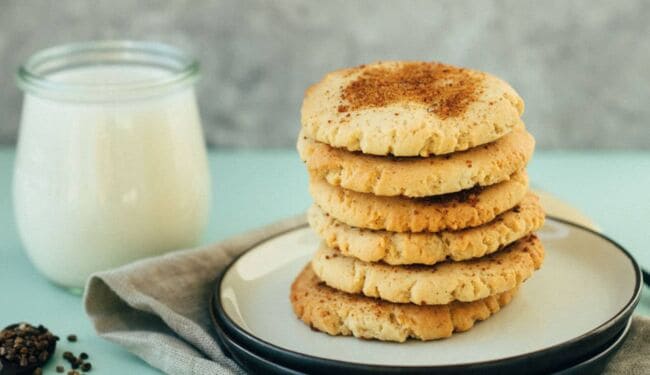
[341,62,483,118]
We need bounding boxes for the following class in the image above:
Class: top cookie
[301,61,524,156]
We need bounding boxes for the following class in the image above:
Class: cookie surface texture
[301,61,524,156]
[309,170,529,232]
[311,235,544,305]
[291,266,518,342]
[308,192,545,265]
[298,124,533,197]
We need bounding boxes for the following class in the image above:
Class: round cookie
[291,265,518,342]
[311,235,543,305]
[308,192,545,265]
[297,123,534,197]
[301,61,524,157]
[309,170,529,233]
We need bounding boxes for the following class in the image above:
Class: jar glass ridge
[16,40,200,101]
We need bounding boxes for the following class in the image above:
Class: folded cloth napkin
[84,215,304,375]
[84,215,649,375]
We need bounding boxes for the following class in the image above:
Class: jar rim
[16,40,200,101]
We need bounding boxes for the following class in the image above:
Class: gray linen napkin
[84,215,305,375]
[84,215,649,375]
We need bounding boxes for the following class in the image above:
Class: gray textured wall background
[1,0,649,149]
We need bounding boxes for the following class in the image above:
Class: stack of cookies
[291,61,545,342]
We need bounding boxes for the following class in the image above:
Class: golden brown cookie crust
[301,61,524,156]
[291,265,518,342]
[311,235,543,305]
[297,124,534,197]
[308,193,545,265]
[309,170,529,232]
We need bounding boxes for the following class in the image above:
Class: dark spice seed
[79,352,89,360]
[1,323,58,372]
[67,334,77,342]
[57,365,65,373]
[81,362,92,372]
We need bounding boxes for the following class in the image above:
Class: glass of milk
[14,41,211,291]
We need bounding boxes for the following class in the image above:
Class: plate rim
[211,304,632,375]
[555,316,632,374]
[208,303,306,375]
[212,216,642,372]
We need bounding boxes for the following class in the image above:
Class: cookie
[311,235,543,305]
[309,170,529,232]
[297,123,534,197]
[308,192,544,265]
[301,61,524,157]
[291,265,518,342]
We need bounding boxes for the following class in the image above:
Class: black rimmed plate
[556,317,632,374]
[209,312,304,375]
[209,312,632,375]
[210,218,641,374]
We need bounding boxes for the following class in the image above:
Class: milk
[14,66,211,288]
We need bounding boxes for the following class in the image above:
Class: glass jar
[14,41,211,290]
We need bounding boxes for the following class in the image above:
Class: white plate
[213,218,641,372]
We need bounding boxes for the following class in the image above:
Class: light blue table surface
[1,148,649,374]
